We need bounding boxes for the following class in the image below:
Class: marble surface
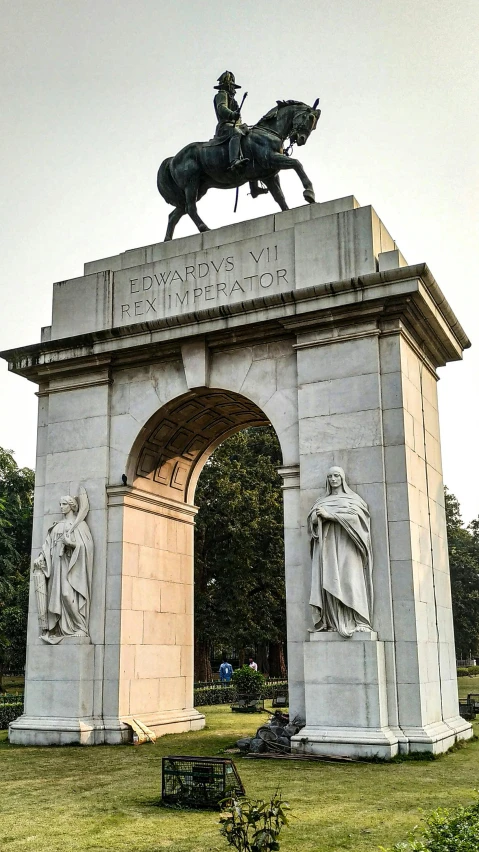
[4,199,472,750]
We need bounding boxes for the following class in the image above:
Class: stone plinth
[1,197,472,751]
[9,638,100,746]
[291,632,400,759]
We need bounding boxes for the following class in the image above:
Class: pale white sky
[1,0,478,520]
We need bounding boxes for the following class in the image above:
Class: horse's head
[289,98,321,146]
[257,98,321,146]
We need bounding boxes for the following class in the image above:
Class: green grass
[1,703,478,852]
[457,675,479,698]
[1,675,24,695]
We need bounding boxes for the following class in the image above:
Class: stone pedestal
[8,637,102,746]
[291,632,400,759]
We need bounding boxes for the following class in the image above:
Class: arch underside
[132,388,270,503]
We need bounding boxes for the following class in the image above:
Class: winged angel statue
[33,486,94,644]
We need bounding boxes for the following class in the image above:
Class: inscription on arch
[115,230,294,326]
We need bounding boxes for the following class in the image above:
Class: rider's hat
[214,71,241,90]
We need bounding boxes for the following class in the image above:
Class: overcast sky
[1,0,478,520]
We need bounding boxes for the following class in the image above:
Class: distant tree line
[445,489,479,659]
[0,449,34,690]
[1,440,479,688]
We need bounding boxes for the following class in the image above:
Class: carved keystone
[181,339,209,389]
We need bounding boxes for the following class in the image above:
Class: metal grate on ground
[162,755,244,809]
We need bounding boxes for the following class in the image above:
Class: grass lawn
[0,701,478,852]
[1,676,24,695]
[457,674,479,698]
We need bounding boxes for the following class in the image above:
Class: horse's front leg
[185,183,210,234]
[164,205,186,242]
[269,153,315,203]
[262,174,289,211]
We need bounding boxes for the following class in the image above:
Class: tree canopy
[0,448,34,688]
[446,489,479,659]
[194,427,285,679]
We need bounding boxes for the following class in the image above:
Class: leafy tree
[194,427,285,680]
[446,489,479,659]
[0,448,34,689]
[231,665,265,696]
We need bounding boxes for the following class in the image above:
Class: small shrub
[262,681,287,700]
[220,792,291,851]
[0,701,23,730]
[457,666,479,677]
[194,685,235,706]
[380,795,479,851]
[231,666,265,696]
[193,680,287,708]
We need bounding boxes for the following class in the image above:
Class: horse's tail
[157,157,185,208]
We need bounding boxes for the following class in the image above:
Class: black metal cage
[162,755,245,809]
[271,686,289,708]
[231,693,264,713]
[467,693,479,712]
[459,697,476,720]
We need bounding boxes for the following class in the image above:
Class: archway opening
[119,388,286,730]
[193,425,286,682]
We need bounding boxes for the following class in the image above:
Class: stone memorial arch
[2,197,472,756]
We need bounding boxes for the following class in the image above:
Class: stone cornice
[277,465,301,489]
[1,264,470,382]
[106,484,198,521]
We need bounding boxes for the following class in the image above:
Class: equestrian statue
[157,71,321,241]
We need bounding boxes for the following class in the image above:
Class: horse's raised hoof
[198,224,210,233]
[303,189,315,204]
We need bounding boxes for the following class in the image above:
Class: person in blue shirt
[219,654,233,683]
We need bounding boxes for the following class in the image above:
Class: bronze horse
[157,99,320,241]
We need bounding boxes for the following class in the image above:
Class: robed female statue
[33,487,94,643]
[308,467,373,638]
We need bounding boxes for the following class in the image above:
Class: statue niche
[308,467,374,638]
[33,487,94,644]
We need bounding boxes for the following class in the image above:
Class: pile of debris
[236,711,304,755]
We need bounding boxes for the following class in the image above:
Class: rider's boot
[249,180,269,198]
[229,135,249,170]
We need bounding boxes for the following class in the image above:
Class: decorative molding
[106,484,198,522]
[36,376,112,396]
[293,329,380,350]
[2,264,469,384]
[277,465,300,489]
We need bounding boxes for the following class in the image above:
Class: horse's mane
[258,100,311,124]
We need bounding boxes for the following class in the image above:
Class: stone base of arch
[9,709,205,746]
[292,726,401,761]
